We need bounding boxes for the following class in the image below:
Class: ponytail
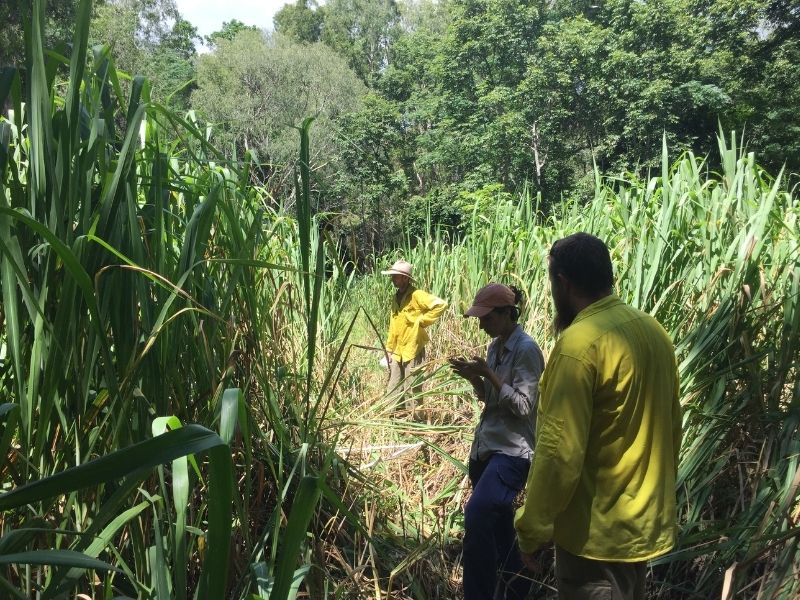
[508,285,524,322]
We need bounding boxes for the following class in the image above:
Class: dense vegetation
[3,0,799,256]
[1,0,798,598]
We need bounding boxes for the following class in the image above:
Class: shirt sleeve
[496,343,543,417]
[413,290,448,327]
[514,351,594,553]
[386,315,397,353]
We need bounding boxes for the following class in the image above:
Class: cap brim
[381,269,411,277]
[464,304,493,318]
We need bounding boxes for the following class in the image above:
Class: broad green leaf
[268,476,321,600]
[0,549,120,572]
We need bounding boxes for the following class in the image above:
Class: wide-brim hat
[381,259,413,279]
[464,283,515,317]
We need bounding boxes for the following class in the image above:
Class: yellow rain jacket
[514,295,682,561]
[386,286,448,363]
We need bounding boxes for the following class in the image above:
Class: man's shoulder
[411,288,447,305]
[563,301,671,356]
[555,325,594,360]
[557,303,629,358]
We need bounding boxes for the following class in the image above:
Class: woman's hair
[497,285,524,322]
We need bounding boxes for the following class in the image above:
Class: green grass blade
[219,388,240,446]
[0,404,20,473]
[0,550,120,572]
[268,475,321,600]
[0,206,120,403]
[0,425,222,510]
[43,500,151,599]
[197,444,233,598]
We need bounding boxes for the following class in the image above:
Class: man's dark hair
[549,233,614,296]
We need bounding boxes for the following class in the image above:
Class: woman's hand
[450,356,490,377]
[450,356,504,395]
[466,356,491,378]
[449,356,491,380]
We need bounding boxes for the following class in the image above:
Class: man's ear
[553,271,569,291]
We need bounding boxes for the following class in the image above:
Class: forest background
[3,0,799,257]
[1,0,799,599]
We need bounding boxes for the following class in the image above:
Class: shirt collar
[494,323,523,353]
[394,285,415,305]
[572,294,621,326]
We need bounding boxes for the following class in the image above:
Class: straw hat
[381,259,413,278]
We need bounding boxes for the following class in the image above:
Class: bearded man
[514,232,682,600]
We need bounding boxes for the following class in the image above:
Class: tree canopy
[90,0,200,108]
[22,0,800,255]
[192,30,367,192]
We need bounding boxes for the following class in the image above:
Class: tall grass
[336,135,800,598]
[0,1,355,597]
[1,1,798,598]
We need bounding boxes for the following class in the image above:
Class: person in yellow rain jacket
[382,260,448,414]
[514,233,682,600]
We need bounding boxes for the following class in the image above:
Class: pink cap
[464,283,515,317]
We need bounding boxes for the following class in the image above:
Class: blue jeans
[464,454,532,600]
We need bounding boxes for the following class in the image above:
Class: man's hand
[520,545,553,576]
[520,551,543,574]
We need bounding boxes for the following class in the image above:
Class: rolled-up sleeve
[497,342,543,417]
[414,290,448,326]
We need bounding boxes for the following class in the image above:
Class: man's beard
[552,295,577,336]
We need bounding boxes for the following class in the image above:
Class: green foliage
[0,2,338,596]
[90,0,200,109]
[429,0,542,187]
[400,189,463,240]
[205,19,259,47]
[332,93,408,251]
[90,0,141,69]
[192,30,367,194]
[15,0,800,258]
[397,0,451,34]
[0,0,80,67]
[273,1,324,44]
[744,37,800,170]
[320,0,402,85]
[361,0,800,248]
[400,183,516,241]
